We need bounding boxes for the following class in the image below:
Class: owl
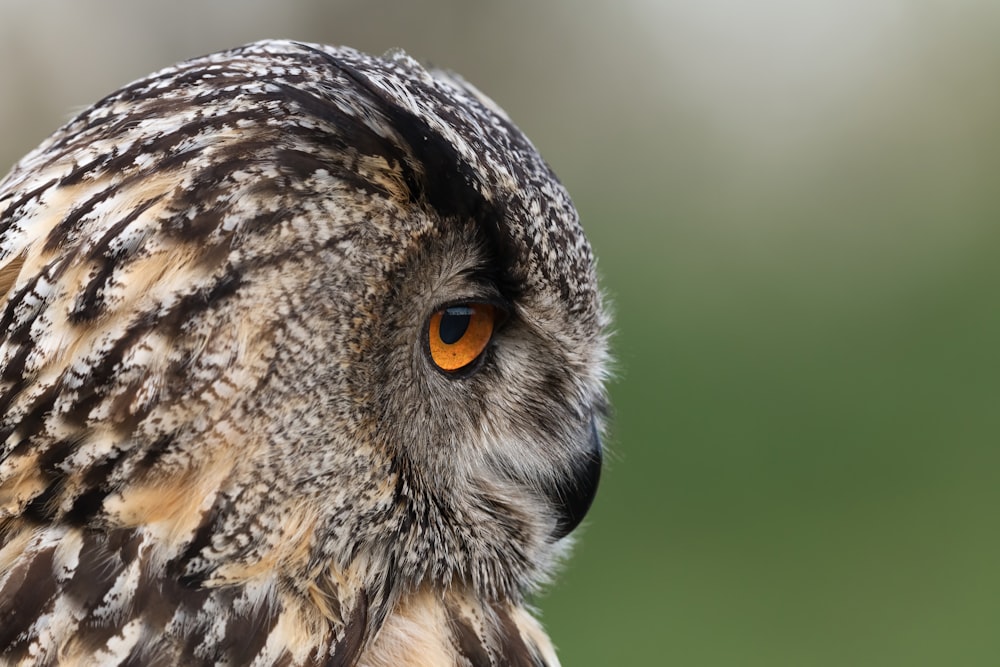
[0,40,608,666]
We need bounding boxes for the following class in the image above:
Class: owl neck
[357,586,561,666]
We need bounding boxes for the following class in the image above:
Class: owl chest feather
[0,521,557,666]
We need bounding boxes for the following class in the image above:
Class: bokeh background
[3,1,1000,665]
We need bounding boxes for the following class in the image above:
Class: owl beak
[551,417,602,540]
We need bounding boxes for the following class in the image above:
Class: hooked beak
[550,416,602,540]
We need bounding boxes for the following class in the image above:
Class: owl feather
[0,40,608,666]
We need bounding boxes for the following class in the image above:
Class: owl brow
[469,204,524,304]
[456,268,509,307]
[296,41,528,303]
[296,43,492,219]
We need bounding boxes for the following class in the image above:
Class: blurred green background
[3,2,999,665]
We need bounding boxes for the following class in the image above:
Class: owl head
[0,40,609,664]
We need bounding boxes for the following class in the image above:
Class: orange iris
[428,303,497,372]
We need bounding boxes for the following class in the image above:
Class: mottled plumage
[0,40,608,666]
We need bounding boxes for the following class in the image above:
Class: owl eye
[427,303,498,373]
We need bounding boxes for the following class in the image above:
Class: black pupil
[439,307,473,344]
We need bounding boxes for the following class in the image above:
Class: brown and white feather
[0,40,609,666]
